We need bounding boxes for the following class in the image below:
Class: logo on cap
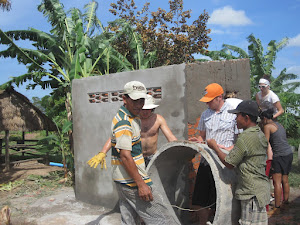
[132,85,145,91]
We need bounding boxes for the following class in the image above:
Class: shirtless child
[88,95,177,168]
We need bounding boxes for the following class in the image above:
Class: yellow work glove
[87,152,107,169]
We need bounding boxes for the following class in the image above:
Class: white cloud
[210,29,225,34]
[287,66,300,76]
[287,34,300,47]
[195,55,212,61]
[208,6,253,27]
[209,29,243,37]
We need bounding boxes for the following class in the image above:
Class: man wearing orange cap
[190,83,238,149]
[189,83,238,224]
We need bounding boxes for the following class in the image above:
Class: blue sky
[1,0,300,100]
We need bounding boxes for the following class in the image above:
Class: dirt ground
[0,161,120,225]
[1,160,300,225]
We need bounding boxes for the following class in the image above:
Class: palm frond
[222,44,249,58]
[83,1,99,35]
[272,68,298,88]
[0,29,46,70]
[247,34,265,79]
[38,0,67,37]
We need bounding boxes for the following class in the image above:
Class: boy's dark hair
[241,112,258,123]
[260,108,274,120]
[225,91,238,99]
[262,74,271,82]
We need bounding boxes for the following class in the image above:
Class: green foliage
[0,0,147,95]
[289,151,300,188]
[36,117,73,177]
[2,171,72,198]
[0,180,25,191]
[0,0,152,176]
[288,138,300,149]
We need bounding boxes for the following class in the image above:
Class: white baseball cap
[123,81,147,100]
[143,94,159,109]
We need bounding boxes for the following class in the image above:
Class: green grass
[289,151,300,187]
[0,170,72,196]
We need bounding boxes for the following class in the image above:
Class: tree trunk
[5,130,10,171]
[65,92,74,180]
[65,92,74,155]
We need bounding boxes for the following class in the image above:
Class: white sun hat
[143,94,159,109]
[123,81,147,100]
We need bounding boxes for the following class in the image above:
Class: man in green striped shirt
[111,81,180,225]
[207,100,270,225]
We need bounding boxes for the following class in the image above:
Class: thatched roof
[0,87,56,132]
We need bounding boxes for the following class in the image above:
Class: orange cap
[199,83,224,102]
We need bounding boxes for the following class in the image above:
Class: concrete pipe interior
[146,141,240,225]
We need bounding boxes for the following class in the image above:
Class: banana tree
[0,0,156,175]
[37,117,73,178]
[247,34,289,83]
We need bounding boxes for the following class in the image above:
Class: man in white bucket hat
[88,94,177,168]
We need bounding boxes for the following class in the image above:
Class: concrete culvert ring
[146,141,240,225]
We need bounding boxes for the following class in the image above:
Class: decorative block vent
[88,87,162,103]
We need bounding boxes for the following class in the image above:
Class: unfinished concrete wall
[72,59,251,209]
[185,60,251,124]
[72,64,187,208]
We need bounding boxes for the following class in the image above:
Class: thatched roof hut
[0,87,57,171]
[0,87,56,132]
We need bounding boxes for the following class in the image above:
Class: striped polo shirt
[198,101,238,148]
[225,126,270,208]
[111,105,152,187]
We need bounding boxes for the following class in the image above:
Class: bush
[289,151,300,188]
[288,138,300,150]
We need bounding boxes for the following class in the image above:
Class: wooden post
[45,152,49,165]
[0,138,2,158]
[5,130,10,171]
[298,144,300,166]
[22,131,25,156]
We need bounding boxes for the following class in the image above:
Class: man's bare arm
[120,149,153,202]
[207,139,234,169]
[100,138,112,154]
[158,114,177,142]
[263,125,273,160]
[273,101,284,119]
[189,130,206,143]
